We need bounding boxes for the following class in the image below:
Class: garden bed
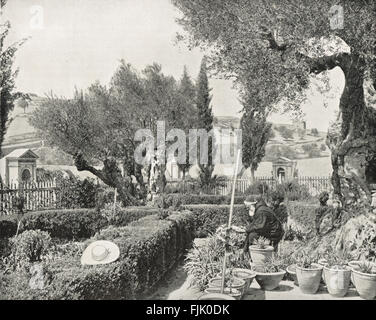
[0,211,196,300]
[0,206,160,241]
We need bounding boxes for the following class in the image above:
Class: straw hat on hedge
[81,240,120,265]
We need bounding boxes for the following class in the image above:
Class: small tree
[196,57,215,188]
[241,104,272,182]
[177,66,197,179]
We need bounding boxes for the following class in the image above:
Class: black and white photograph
[1,0,376,306]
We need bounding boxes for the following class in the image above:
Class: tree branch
[307,52,348,74]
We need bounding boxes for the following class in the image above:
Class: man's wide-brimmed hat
[81,240,120,265]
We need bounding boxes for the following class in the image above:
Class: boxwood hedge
[159,194,255,209]
[0,207,159,241]
[1,211,195,300]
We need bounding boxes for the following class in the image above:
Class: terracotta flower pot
[249,245,274,267]
[323,266,351,297]
[232,268,256,293]
[318,259,329,284]
[296,264,323,294]
[209,277,247,297]
[204,287,242,300]
[351,268,376,300]
[348,261,376,287]
[286,264,298,286]
[255,270,286,291]
[199,293,236,300]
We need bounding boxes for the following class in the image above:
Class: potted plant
[295,253,323,294]
[286,264,298,286]
[252,256,286,291]
[322,252,352,298]
[351,261,376,300]
[249,237,274,267]
[210,269,247,298]
[226,248,256,294]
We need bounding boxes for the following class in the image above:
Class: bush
[0,207,159,241]
[1,212,196,300]
[245,180,269,196]
[276,180,311,201]
[161,194,250,208]
[10,230,52,269]
[56,177,98,209]
[287,201,317,231]
[181,204,249,237]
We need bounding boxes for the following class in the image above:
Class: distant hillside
[2,98,329,165]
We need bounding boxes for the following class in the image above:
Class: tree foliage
[196,57,215,187]
[0,0,26,158]
[240,100,272,179]
[30,61,196,205]
[173,0,376,204]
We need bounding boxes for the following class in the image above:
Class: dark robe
[243,199,284,252]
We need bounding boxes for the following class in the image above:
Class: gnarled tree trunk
[74,153,138,206]
[326,54,376,208]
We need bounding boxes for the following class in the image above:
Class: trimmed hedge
[1,211,195,300]
[0,207,159,241]
[161,194,254,208]
[181,204,250,237]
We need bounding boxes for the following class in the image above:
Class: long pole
[221,149,241,294]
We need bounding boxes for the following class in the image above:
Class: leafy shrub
[181,204,249,237]
[100,202,122,225]
[351,218,376,260]
[165,194,250,207]
[0,207,158,241]
[283,225,306,241]
[276,180,311,201]
[56,177,98,209]
[10,230,52,269]
[245,181,269,196]
[164,180,200,194]
[287,201,317,231]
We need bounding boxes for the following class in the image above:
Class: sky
[3,0,344,131]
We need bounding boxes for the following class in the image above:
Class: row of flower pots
[287,260,376,299]
[199,234,376,300]
[249,238,376,300]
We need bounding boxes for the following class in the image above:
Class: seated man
[243,197,284,256]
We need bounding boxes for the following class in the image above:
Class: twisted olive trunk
[327,54,375,206]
